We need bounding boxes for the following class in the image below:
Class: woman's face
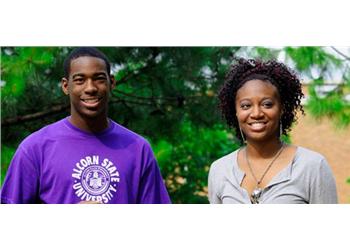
[235,79,282,143]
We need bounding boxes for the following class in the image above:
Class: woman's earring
[279,121,283,138]
[239,126,246,144]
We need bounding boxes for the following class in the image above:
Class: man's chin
[71,105,108,122]
[78,109,106,120]
[82,112,103,120]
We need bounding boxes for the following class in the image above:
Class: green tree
[283,46,350,127]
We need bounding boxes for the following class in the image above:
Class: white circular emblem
[72,156,120,203]
[81,165,110,196]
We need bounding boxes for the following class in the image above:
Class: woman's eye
[262,102,273,108]
[240,104,251,109]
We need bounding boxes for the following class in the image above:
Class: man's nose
[84,79,98,93]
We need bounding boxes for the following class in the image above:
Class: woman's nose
[250,105,263,118]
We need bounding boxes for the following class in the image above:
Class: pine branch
[331,47,350,61]
[115,51,159,85]
[1,98,154,127]
[1,104,70,127]
[114,89,181,101]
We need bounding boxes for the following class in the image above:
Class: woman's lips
[248,121,267,132]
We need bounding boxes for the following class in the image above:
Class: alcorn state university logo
[72,155,120,203]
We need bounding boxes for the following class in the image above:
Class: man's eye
[97,77,107,81]
[95,77,107,82]
[74,78,84,83]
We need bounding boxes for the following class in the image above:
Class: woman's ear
[280,104,285,117]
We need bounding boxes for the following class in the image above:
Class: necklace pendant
[251,188,262,204]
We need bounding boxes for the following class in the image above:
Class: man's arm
[136,143,171,204]
[1,146,39,204]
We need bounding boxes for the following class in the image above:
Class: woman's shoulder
[295,146,327,162]
[292,145,332,175]
[210,148,240,174]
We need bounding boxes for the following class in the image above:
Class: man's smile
[80,97,103,107]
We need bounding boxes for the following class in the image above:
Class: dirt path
[290,113,350,203]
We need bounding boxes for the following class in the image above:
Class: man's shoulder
[108,120,155,159]
[110,120,149,145]
[20,118,67,148]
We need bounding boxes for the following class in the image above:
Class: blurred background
[1,46,349,203]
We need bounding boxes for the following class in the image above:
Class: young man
[1,47,171,204]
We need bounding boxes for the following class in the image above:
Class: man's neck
[69,114,109,133]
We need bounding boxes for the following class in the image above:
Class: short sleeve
[208,164,222,204]
[0,146,39,204]
[136,143,171,204]
[309,158,338,204]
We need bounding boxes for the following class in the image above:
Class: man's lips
[80,97,103,107]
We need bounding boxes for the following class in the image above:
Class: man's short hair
[63,47,111,79]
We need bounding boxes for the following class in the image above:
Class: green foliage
[284,47,341,72]
[283,47,350,128]
[1,48,57,97]
[308,83,350,128]
[151,121,240,203]
[1,145,16,185]
[246,46,281,60]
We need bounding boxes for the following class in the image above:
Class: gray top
[208,146,338,204]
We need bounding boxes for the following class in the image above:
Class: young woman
[208,58,338,204]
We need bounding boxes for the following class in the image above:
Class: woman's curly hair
[218,58,305,143]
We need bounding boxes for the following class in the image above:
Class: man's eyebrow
[72,73,84,78]
[71,72,107,78]
[93,72,108,76]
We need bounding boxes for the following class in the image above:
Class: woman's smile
[248,121,268,132]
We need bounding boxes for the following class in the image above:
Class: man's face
[61,56,115,121]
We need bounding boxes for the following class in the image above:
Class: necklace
[245,142,285,204]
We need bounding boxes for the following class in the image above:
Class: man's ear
[61,77,69,95]
[110,75,116,91]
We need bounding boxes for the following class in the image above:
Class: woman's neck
[245,138,284,160]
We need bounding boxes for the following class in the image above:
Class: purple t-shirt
[1,117,171,204]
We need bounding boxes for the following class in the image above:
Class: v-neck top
[208,146,338,204]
